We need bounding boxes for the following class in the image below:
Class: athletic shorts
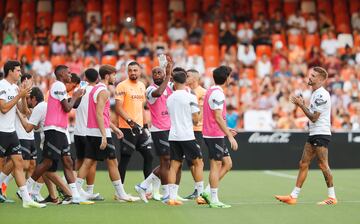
[169,140,202,163]
[204,138,230,161]
[185,131,207,167]
[86,136,117,161]
[74,135,88,160]
[119,128,152,156]
[20,139,37,160]
[151,131,170,156]
[43,159,59,172]
[42,130,71,161]
[0,131,22,157]
[307,135,331,148]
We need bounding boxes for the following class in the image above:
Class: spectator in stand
[32,53,52,78]
[253,13,272,47]
[287,9,305,35]
[341,113,353,130]
[186,55,205,75]
[19,28,33,45]
[167,19,187,43]
[137,36,152,57]
[290,56,308,77]
[270,9,286,34]
[351,105,360,130]
[188,12,203,44]
[219,17,238,49]
[340,45,356,65]
[306,13,318,34]
[255,85,277,110]
[2,12,18,45]
[67,32,84,57]
[318,11,334,34]
[102,32,118,56]
[51,36,67,55]
[276,111,297,129]
[308,46,323,67]
[35,16,50,46]
[288,44,305,64]
[119,34,136,55]
[152,34,168,55]
[256,54,272,78]
[271,41,288,71]
[84,17,102,59]
[170,39,187,67]
[274,59,291,78]
[115,50,132,71]
[20,55,32,74]
[66,53,84,75]
[351,10,360,34]
[237,44,256,68]
[226,105,239,129]
[253,12,269,31]
[237,21,254,44]
[321,31,339,57]
[103,15,117,33]
[324,56,341,78]
[205,4,221,23]
[345,78,360,103]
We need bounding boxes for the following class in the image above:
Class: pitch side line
[263,170,297,179]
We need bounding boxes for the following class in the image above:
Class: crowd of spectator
[1,1,360,132]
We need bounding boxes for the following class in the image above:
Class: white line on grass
[263,170,297,179]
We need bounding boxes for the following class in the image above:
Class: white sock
[195,181,204,196]
[140,173,158,189]
[328,187,336,198]
[161,185,169,198]
[62,176,68,184]
[290,187,301,199]
[152,176,161,193]
[175,185,179,197]
[31,182,44,195]
[26,177,35,192]
[205,184,210,194]
[86,185,94,195]
[19,185,32,202]
[4,174,13,185]
[169,184,177,200]
[112,180,126,198]
[69,183,80,198]
[0,172,7,186]
[211,188,219,203]
[76,178,84,190]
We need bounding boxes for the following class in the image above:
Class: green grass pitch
[1,169,360,224]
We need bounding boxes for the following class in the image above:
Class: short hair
[4,60,21,77]
[213,66,232,85]
[172,67,187,84]
[187,69,200,80]
[0,72,3,80]
[70,73,81,84]
[99,65,116,79]
[20,73,32,83]
[127,61,141,68]
[85,68,99,83]
[54,65,68,77]
[312,66,328,80]
[30,87,44,103]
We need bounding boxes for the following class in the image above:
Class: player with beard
[275,67,337,205]
[115,62,153,183]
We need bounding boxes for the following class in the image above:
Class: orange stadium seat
[336,23,351,34]
[84,56,99,67]
[204,34,219,46]
[153,22,167,37]
[252,0,267,19]
[305,34,320,50]
[86,0,101,12]
[34,46,50,59]
[68,17,85,39]
[137,56,152,75]
[268,0,282,17]
[188,45,202,56]
[101,56,117,66]
[350,0,360,14]
[203,23,219,35]
[354,34,360,47]
[256,45,272,58]
[137,0,151,12]
[288,34,304,48]
[204,55,220,68]
[1,45,17,63]
[53,12,67,22]
[51,55,67,67]
[119,0,135,20]
[283,1,297,19]
[153,0,167,11]
[20,12,35,32]
[21,0,36,12]
[17,45,34,62]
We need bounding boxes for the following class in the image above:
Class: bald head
[152,66,165,85]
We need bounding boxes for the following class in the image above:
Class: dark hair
[213,65,232,85]
[186,69,199,74]
[30,87,44,103]
[54,65,68,77]
[172,67,187,84]
[20,73,32,83]
[0,72,3,80]
[99,65,116,80]
[127,61,141,68]
[4,60,21,77]
[70,73,81,84]
[85,68,99,83]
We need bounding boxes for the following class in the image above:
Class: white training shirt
[28,101,47,133]
[15,114,34,140]
[74,85,94,136]
[86,84,112,138]
[167,89,200,141]
[0,79,19,133]
[44,81,68,134]
[309,86,331,136]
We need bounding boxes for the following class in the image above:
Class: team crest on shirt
[314,98,327,106]
[0,90,6,95]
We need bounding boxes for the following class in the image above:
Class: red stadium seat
[203,23,219,35]
[256,45,272,58]
[68,16,85,39]
[101,55,117,66]
[305,34,320,50]
[288,34,304,48]
[252,0,267,20]
[203,0,216,12]
[268,0,282,17]
[5,0,20,19]
[350,0,360,14]
[84,56,99,67]
[204,34,218,46]
[86,0,101,12]
[283,1,297,19]
[20,12,35,33]
[51,55,67,67]
[187,45,202,56]
[153,0,168,12]
[34,46,50,59]
[1,45,17,63]
[37,12,52,28]
[18,45,34,62]
[137,56,152,75]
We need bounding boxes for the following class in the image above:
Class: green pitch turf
[2,169,360,224]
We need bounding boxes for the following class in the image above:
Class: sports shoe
[61,195,73,205]
[200,192,211,205]
[114,194,140,202]
[152,191,162,201]
[56,186,65,200]
[72,197,95,205]
[89,193,105,201]
[31,193,45,202]
[176,195,188,202]
[184,189,198,200]
[317,197,337,205]
[40,195,60,204]
[209,201,231,208]
[23,200,47,208]
[196,196,207,205]
[16,190,22,200]
[167,199,183,206]
[0,192,14,203]
[135,185,148,203]
[2,183,7,197]
[275,195,297,205]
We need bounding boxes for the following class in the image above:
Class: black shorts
[307,135,331,148]
[86,136,117,161]
[151,131,170,156]
[44,159,58,172]
[169,140,202,162]
[0,131,22,157]
[20,139,37,160]
[74,135,88,160]
[42,130,71,161]
[204,138,230,161]
[185,131,207,167]
[119,128,152,156]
